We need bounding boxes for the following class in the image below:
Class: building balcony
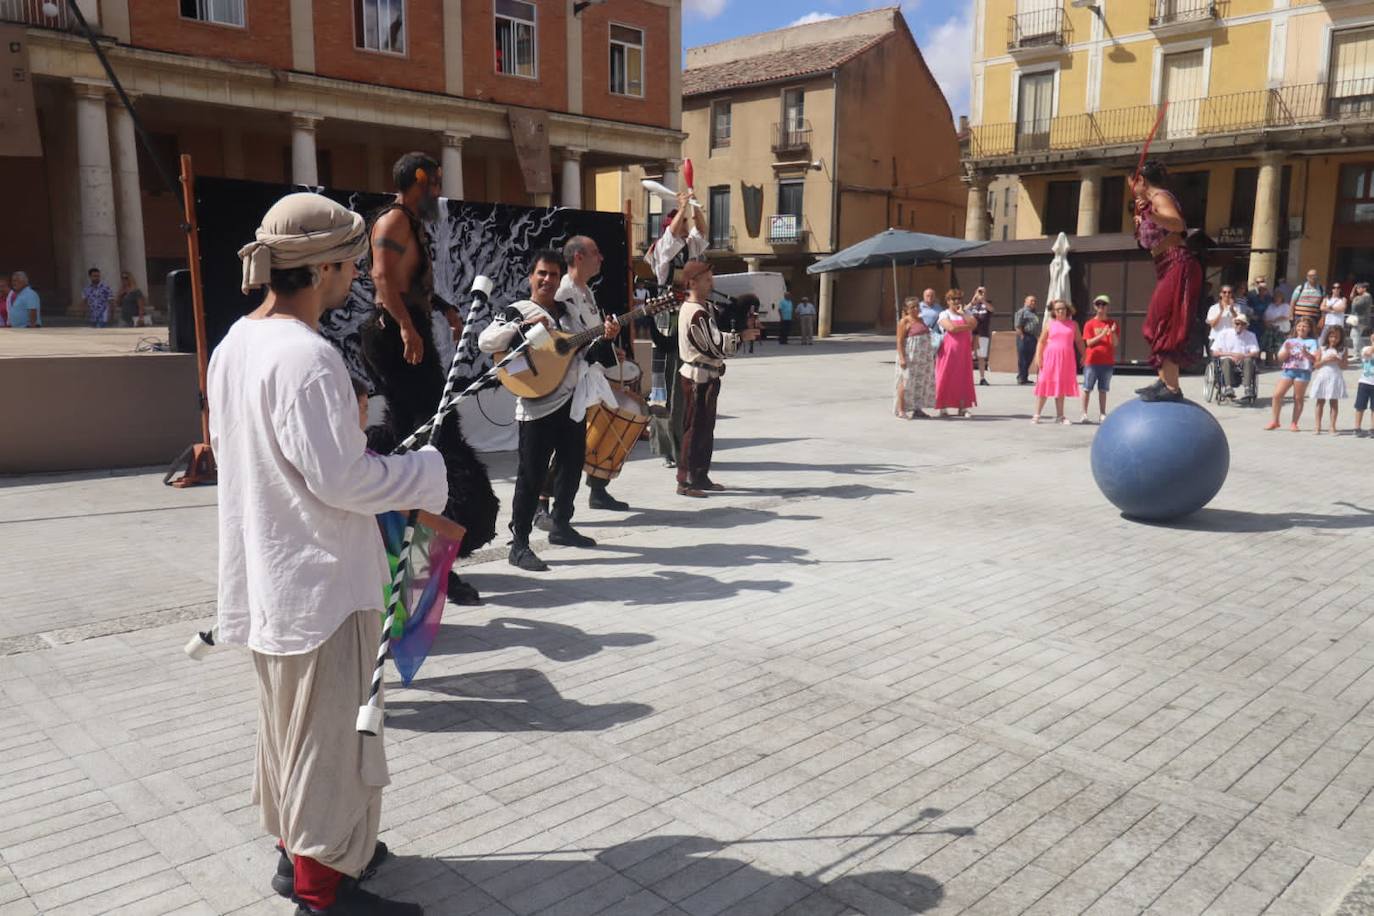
[771,121,812,155]
[1149,0,1223,38]
[966,79,1374,169]
[708,226,737,252]
[767,215,806,246]
[1006,9,1069,60]
[0,0,75,29]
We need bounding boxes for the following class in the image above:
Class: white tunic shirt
[208,317,447,656]
[647,224,707,286]
[477,278,616,422]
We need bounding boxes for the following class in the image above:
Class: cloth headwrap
[237,192,368,293]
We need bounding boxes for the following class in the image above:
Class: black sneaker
[1140,384,1184,403]
[548,526,597,548]
[294,877,422,915]
[588,488,630,511]
[509,543,549,571]
[273,842,389,898]
[446,573,482,606]
[532,503,554,532]
[1135,379,1166,396]
[978,378,989,386]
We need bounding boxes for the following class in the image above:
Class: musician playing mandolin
[478,249,620,572]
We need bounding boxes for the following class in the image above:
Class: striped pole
[356,509,418,735]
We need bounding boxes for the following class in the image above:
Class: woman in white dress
[1310,325,1349,435]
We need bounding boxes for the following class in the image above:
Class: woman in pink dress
[935,288,978,417]
[1032,299,1086,424]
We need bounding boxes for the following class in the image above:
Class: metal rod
[179,153,211,446]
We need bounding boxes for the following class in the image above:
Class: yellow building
[965,0,1374,288]
[626,8,965,332]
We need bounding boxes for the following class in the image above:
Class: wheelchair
[1203,355,1257,406]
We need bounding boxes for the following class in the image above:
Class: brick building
[2,0,684,317]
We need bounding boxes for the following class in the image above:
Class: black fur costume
[360,204,499,559]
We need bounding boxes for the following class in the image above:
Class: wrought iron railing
[1007,8,1068,52]
[772,121,812,153]
[0,0,73,28]
[1150,0,1220,27]
[969,79,1374,160]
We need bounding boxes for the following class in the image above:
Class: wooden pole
[179,153,211,446]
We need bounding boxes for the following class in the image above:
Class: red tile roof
[682,33,889,97]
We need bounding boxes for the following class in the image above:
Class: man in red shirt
[1080,295,1118,423]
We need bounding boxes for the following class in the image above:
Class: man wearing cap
[676,260,738,497]
[1079,295,1118,423]
[213,193,447,915]
[1211,311,1261,404]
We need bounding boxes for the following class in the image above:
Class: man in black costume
[361,152,498,604]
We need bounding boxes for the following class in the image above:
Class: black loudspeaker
[167,269,195,353]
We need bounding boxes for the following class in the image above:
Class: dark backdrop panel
[192,176,629,389]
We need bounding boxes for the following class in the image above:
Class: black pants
[1016,335,1037,382]
[677,377,720,486]
[511,401,585,542]
[779,317,791,344]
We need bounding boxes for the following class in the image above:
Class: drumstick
[642,179,701,211]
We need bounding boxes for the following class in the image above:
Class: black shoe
[532,503,554,532]
[274,842,389,898]
[446,573,481,606]
[979,378,989,386]
[294,877,422,915]
[548,526,596,548]
[1135,379,1166,396]
[1140,384,1183,403]
[588,488,630,511]
[509,543,549,571]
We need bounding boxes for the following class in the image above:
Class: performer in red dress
[1132,159,1201,402]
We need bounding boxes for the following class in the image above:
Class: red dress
[1137,192,1201,368]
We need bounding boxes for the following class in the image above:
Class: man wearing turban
[214,193,444,915]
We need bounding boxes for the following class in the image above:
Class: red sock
[293,855,343,910]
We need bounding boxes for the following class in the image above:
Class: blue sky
[681,0,974,119]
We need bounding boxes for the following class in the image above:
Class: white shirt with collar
[208,317,448,656]
[1212,326,1259,358]
[477,275,616,421]
[648,224,707,287]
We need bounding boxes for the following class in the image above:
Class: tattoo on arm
[375,237,407,255]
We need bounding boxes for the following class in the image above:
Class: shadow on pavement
[584,505,822,530]
[371,822,971,914]
[1150,503,1374,533]
[710,436,812,451]
[725,483,907,500]
[385,668,652,733]
[474,570,793,609]
[429,617,653,661]
[707,460,908,475]
[540,542,839,569]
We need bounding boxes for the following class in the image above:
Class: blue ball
[1090,398,1230,521]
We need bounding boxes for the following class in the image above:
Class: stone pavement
[3,336,1374,916]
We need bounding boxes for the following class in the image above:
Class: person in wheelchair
[1211,312,1261,404]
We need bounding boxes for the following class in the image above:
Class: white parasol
[1047,231,1072,314]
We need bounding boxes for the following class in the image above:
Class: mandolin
[496,291,679,400]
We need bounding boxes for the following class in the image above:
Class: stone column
[106,92,148,296]
[1249,151,1284,287]
[818,272,834,339]
[1076,166,1103,237]
[744,257,761,273]
[560,148,584,209]
[73,81,120,310]
[366,143,387,193]
[964,178,990,242]
[291,113,321,186]
[663,158,680,193]
[222,124,245,179]
[440,131,466,200]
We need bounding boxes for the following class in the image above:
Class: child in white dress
[1310,325,1349,434]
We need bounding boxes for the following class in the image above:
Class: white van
[712,271,787,326]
